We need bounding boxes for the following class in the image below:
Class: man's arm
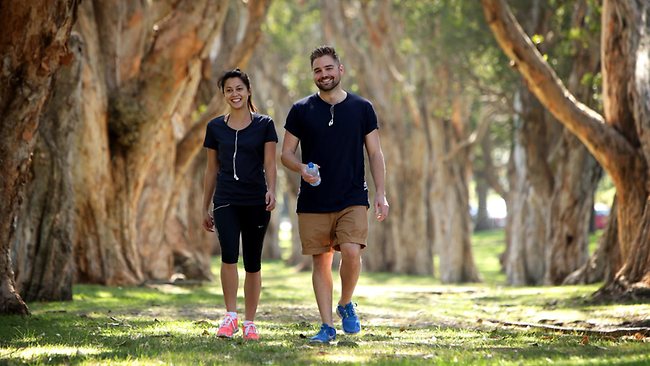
[280,131,319,185]
[365,129,389,221]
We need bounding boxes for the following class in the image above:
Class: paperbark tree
[545,2,602,284]
[564,197,620,284]
[8,0,270,304]
[12,34,83,302]
[0,0,79,314]
[321,0,434,275]
[168,0,272,277]
[482,0,650,297]
[501,0,602,285]
[321,0,481,281]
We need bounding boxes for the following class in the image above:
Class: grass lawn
[1,229,649,365]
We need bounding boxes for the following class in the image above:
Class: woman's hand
[265,191,276,211]
[202,210,214,232]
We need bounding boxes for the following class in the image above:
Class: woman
[202,69,277,341]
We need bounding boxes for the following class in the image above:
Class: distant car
[594,203,610,230]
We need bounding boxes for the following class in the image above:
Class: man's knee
[312,252,333,268]
[339,243,361,258]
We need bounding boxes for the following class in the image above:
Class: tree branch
[480,0,639,190]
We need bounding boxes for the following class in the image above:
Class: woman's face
[223,77,250,110]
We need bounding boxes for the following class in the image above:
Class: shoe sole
[309,339,334,344]
[217,330,239,338]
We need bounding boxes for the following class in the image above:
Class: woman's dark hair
[218,68,257,112]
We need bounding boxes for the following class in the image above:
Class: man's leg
[338,242,361,306]
[312,251,334,326]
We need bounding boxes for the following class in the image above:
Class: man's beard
[316,77,340,92]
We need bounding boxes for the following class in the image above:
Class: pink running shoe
[243,322,260,341]
[217,314,238,338]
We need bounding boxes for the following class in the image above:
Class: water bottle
[306,162,321,186]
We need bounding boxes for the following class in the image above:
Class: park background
[1,0,649,364]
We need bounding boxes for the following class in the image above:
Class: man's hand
[301,163,320,185]
[374,195,389,222]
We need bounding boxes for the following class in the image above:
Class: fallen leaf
[580,335,589,345]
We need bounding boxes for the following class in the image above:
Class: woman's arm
[202,149,219,231]
[264,141,277,211]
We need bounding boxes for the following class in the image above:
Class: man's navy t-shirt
[203,113,278,206]
[285,93,378,213]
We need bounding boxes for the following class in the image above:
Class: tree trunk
[321,0,437,275]
[500,0,604,286]
[545,131,601,284]
[482,0,650,297]
[564,197,619,284]
[430,94,480,283]
[474,176,491,231]
[167,0,272,277]
[0,0,79,314]
[544,0,602,285]
[63,0,226,285]
[7,0,270,298]
[501,2,554,286]
[12,34,84,301]
[505,88,551,285]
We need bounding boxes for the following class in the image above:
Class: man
[281,46,389,343]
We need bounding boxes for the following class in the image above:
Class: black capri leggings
[213,204,270,273]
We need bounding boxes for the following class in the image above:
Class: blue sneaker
[309,323,336,343]
[337,302,361,334]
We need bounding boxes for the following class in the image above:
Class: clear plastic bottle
[306,162,321,186]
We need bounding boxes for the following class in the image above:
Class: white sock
[243,320,254,326]
[227,311,238,319]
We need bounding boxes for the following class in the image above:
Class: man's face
[312,55,343,92]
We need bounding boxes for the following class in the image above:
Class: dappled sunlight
[319,352,369,363]
[1,346,104,363]
[142,284,193,295]
[94,290,117,298]
[4,239,648,365]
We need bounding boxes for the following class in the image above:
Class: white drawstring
[226,112,252,181]
[233,129,239,180]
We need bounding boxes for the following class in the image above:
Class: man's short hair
[310,46,340,66]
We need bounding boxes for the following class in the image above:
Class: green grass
[1,229,649,365]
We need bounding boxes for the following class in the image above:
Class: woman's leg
[214,205,241,312]
[240,206,270,321]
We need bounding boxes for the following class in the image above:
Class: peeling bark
[0,0,79,313]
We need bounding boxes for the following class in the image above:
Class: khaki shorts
[298,205,368,255]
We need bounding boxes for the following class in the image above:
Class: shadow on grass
[3,310,649,365]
